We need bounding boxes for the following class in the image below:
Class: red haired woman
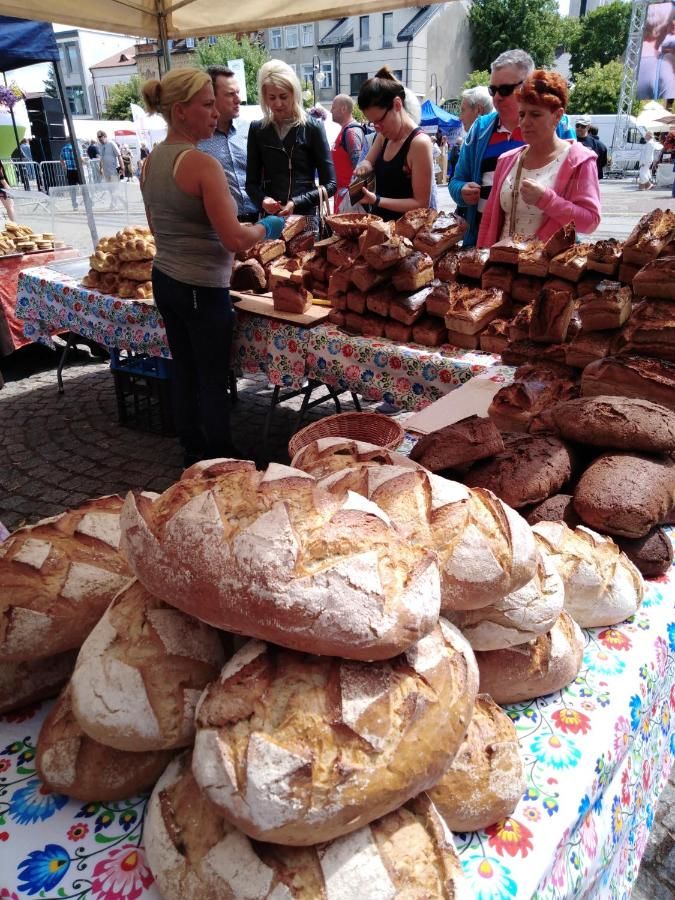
[478,70,600,246]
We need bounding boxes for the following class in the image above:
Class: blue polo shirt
[199,118,257,218]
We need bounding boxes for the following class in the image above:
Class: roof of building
[318,18,354,48]
[397,6,440,42]
[90,47,136,70]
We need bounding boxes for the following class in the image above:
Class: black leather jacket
[246,117,336,215]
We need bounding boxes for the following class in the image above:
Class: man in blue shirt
[199,65,258,223]
[59,141,81,209]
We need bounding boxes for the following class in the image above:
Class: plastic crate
[110,351,174,435]
[110,349,172,379]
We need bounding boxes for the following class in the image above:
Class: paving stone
[632,864,675,900]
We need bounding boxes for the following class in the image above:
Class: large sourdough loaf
[427,693,524,832]
[36,684,176,802]
[0,496,133,661]
[120,460,440,660]
[290,438,421,479]
[71,580,227,751]
[312,465,538,612]
[546,396,675,453]
[145,754,469,900]
[531,521,644,627]
[192,622,478,845]
[474,610,584,704]
[0,650,77,715]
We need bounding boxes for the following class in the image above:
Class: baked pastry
[273,282,313,314]
[70,580,226,751]
[587,238,622,276]
[622,208,675,265]
[363,235,413,270]
[509,304,533,341]
[145,754,468,900]
[351,261,388,292]
[573,452,675,539]
[480,318,511,353]
[358,218,394,253]
[434,249,462,282]
[192,623,478,844]
[287,231,316,256]
[544,223,576,258]
[633,256,675,300]
[329,292,347,311]
[245,239,285,266]
[119,258,154,282]
[619,298,675,362]
[482,264,514,294]
[474,610,584,704]
[281,214,306,242]
[581,355,675,413]
[532,521,644,628]
[412,316,448,347]
[525,494,581,528]
[548,243,593,282]
[444,285,509,335]
[389,284,434,325]
[0,650,77,715]
[230,258,267,293]
[428,694,524,833]
[410,415,504,471]
[120,461,441,660]
[518,240,549,277]
[81,269,100,290]
[464,433,575,509]
[578,281,632,331]
[394,207,440,240]
[425,281,453,318]
[307,252,329,284]
[291,438,421,480]
[512,274,544,304]
[565,330,617,369]
[97,271,120,295]
[489,235,529,266]
[546,396,675,453]
[36,684,175,802]
[413,214,465,259]
[326,238,360,268]
[384,319,413,342]
[615,527,674,578]
[117,236,155,262]
[391,251,435,292]
[89,249,118,273]
[458,247,490,280]
[0,496,132,661]
[529,284,576,343]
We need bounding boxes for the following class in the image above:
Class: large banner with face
[637,1,675,102]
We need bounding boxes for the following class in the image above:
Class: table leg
[56,333,76,394]
[262,386,281,457]
[351,392,362,411]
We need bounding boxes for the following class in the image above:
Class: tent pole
[158,5,172,73]
[53,58,98,245]
[2,73,22,159]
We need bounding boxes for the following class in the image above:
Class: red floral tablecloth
[1,544,673,899]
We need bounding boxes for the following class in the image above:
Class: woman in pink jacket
[477,70,600,247]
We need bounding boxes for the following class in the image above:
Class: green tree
[43,64,58,100]
[556,15,581,54]
[568,60,624,114]
[463,70,490,90]
[569,2,631,76]
[103,76,142,120]
[468,0,563,71]
[195,34,268,103]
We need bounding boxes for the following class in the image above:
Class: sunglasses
[488,80,523,98]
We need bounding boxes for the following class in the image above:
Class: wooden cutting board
[231,291,330,326]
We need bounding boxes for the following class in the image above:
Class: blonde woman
[141,67,284,467]
[246,59,336,227]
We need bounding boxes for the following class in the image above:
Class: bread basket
[288,411,405,458]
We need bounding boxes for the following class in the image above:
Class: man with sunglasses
[450,49,574,247]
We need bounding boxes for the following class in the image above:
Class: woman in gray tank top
[140,68,284,467]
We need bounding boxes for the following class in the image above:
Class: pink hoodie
[477,142,601,248]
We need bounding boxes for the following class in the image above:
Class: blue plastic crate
[110,349,172,380]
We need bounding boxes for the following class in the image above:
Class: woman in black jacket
[246,60,336,227]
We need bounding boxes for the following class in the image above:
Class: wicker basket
[288,412,405,459]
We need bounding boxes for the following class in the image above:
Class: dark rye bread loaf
[524,494,582,528]
[464,434,575,509]
[409,415,504,471]
[615,527,674,578]
[581,356,675,413]
[547,396,675,453]
[573,452,675,539]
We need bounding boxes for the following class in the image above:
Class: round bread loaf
[573,452,675,539]
[464,433,575,509]
[315,465,538,612]
[145,754,468,900]
[192,620,478,846]
[525,494,581,528]
[0,496,133,661]
[475,610,584,704]
[446,549,564,650]
[70,580,227,751]
[531,521,644,628]
[547,396,675,452]
[615,527,674,577]
[427,693,524,832]
[291,437,421,480]
[0,650,77,715]
[36,685,176,802]
[120,460,440,660]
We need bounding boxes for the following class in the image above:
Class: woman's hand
[262,196,282,214]
[277,200,295,217]
[360,187,377,205]
[354,160,373,178]
[520,178,546,206]
[460,182,481,205]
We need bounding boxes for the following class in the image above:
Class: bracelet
[375,194,382,207]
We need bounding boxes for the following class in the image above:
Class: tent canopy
[419,99,460,129]
[0,0,435,40]
[0,15,59,72]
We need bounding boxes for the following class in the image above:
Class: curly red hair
[519,69,569,111]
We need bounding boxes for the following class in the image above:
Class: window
[359,16,370,50]
[301,64,314,88]
[350,72,368,96]
[185,37,195,49]
[301,24,314,47]
[627,127,642,145]
[66,85,86,115]
[393,70,403,82]
[61,43,78,75]
[167,39,174,49]
[285,25,299,49]
[382,13,393,49]
[270,27,282,50]
[320,61,333,89]
[208,35,218,45]
[288,63,297,75]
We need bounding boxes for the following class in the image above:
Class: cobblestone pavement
[0,347,673,893]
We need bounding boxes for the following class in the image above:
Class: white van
[566,114,647,169]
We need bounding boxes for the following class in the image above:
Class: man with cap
[574,116,603,178]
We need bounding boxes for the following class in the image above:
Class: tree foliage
[103,76,142,120]
[568,60,624,114]
[43,65,58,100]
[556,15,581,55]
[569,2,631,76]
[463,70,491,90]
[195,35,269,103]
[468,0,563,71]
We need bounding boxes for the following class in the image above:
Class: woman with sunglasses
[353,67,434,220]
[477,70,600,248]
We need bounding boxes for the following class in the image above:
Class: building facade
[89,48,137,118]
[56,29,137,117]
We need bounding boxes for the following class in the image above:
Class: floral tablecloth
[1,550,673,899]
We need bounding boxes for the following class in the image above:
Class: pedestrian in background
[97,130,122,182]
[639,131,659,190]
[59,140,81,210]
[330,93,365,212]
[459,85,493,133]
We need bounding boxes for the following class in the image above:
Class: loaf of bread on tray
[622,208,675,265]
[410,415,504,472]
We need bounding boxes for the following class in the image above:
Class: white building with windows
[90,47,137,119]
[56,29,138,117]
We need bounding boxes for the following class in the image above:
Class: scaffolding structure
[611,0,649,151]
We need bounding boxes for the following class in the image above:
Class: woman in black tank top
[353,67,434,221]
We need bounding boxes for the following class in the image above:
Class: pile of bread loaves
[81,225,155,300]
[0,222,62,255]
[1,437,649,897]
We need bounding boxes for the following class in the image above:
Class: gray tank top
[141,141,234,288]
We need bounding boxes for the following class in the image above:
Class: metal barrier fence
[1,158,107,193]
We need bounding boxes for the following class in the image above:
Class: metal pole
[2,73,22,159]
[158,3,172,74]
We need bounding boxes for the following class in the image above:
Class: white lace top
[499,143,572,240]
